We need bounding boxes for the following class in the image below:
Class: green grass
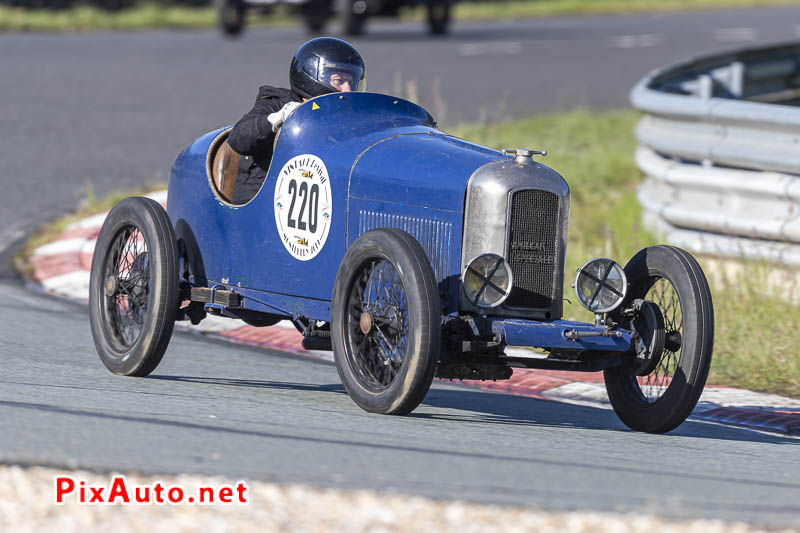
[0,3,297,32]
[451,110,800,398]
[0,4,215,31]
[1,0,798,32]
[447,0,800,20]
[709,263,800,397]
[13,183,165,277]
[452,109,647,264]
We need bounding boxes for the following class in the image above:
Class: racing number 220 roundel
[274,154,332,261]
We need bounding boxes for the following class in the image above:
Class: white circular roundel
[274,154,332,261]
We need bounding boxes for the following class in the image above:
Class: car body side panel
[345,129,501,314]
[347,198,463,314]
[348,133,500,213]
[164,94,634,353]
[168,93,442,312]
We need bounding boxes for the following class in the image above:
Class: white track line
[65,212,109,231]
[458,42,522,57]
[40,271,91,301]
[609,34,662,49]
[714,27,758,42]
[145,190,169,205]
[32,238,89,257]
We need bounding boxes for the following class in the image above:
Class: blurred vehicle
[215,0,453,36]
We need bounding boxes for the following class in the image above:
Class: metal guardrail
[630,42,800,265]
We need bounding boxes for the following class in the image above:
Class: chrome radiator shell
[461,158,570,319]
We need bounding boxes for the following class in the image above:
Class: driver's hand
[268,101,302,133]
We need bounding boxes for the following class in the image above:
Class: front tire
[343,0,368,35]
[89,197,179,377]
[331,229,441,415]
[604,245,714,433]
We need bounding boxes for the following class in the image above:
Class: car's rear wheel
[331,229,440,415]
[217,0,246,36]
[604,245,714,433]
[89,197,179,377]
[427,0,451,35]
[302,0,332,32]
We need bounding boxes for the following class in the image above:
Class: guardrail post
[730,61,744,97]
[699,74,713,100]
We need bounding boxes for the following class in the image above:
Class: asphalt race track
[2,7,800,527]
[1,280,799,526]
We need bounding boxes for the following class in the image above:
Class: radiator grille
[506,190,561,309]
[358,211,452,293]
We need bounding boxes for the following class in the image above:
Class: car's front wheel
[343,0,368,35]
[89,197,179,377]
[331,229,440,415]
[604,245,714,433]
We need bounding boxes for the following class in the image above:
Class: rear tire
[303,0,332,32]
[427,0,451,35]
[217,0,245,36]
[331,229,441,415]
[604,245,714,433]
[89,197,179,377]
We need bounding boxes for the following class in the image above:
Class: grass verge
[12,183,165,277]
[0,4,215,32]
[452,109,800,398]
[1,0,798,32]
[447,0,800,20]
[0,3,295,32]
[15,109,799,398]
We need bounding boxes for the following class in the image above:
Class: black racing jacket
[227,85,303,204]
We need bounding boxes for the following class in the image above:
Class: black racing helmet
[290,37,366,99]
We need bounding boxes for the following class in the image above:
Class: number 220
[286,179,319,233]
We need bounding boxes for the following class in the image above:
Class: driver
[227,37,366,205]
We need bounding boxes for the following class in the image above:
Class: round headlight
[462,253,513,308]
[574,258,627,313]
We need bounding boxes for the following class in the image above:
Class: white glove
[268,101,302,133]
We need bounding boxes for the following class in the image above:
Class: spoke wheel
[332,229,440,415]
[604,245,714,433]
[633,279,681,401]
[89,197,179,376]
[103,226,150,349]
[346,259,410,391]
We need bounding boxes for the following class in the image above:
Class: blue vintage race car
[89,92,714,433]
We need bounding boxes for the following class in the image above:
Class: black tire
[344,0,368,35]
[331,229,441,415]
[306,14,327,33]
[89,197,179,377]
[604,245,714,433]
[427,0,451,35]
[303,0,331,33]
[216,0,245,36]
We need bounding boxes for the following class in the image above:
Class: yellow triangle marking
[311,102,320,110]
